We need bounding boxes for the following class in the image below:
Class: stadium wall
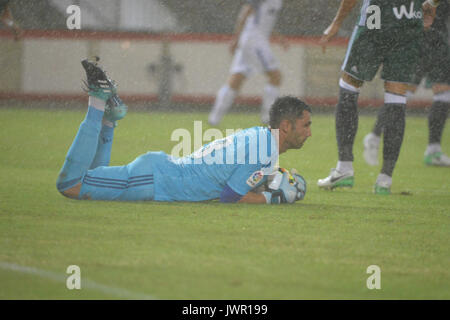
[0,30,433,108]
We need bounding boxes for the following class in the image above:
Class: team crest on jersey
[246,170,264,187]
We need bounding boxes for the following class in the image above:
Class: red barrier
[0,91,432,109]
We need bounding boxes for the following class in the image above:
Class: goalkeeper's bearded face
[286,111,312,150]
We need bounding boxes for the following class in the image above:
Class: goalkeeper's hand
[262,169,307,204]
[290,168,307,201]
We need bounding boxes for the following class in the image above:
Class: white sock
[376,173,392,187]
[426,143,442,155]
[261,84,280,123]
[368,132,381,144]
[209,85,237,125]
[385,92,406,104]
[89,96,106,112]
[336,161,353,174]
[339,78,360,93]
[433,90,450,103]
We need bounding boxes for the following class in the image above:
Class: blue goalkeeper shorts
[78,153,155,201]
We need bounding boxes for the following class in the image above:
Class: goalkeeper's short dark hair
[269,96,312,129]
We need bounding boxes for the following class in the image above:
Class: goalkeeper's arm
[220,184,267,204]
[219,169,307,204]
[238,192,268,204]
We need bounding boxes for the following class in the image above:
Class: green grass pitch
[0,107,449,299]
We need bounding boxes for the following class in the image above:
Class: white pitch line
[0,261,156,300]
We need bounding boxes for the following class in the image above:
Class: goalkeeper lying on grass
[56,58,311,204]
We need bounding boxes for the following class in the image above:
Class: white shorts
[230,34,279,77]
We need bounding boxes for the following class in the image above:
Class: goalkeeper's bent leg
[56,102,104,193]
[89,121,115,169]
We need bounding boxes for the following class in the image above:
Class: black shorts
[411,30,450,86]
[342,26,422,83]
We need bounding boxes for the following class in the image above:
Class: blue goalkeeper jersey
[147,126,278,202]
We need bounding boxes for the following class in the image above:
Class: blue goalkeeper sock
[90,123,115,169]
[56,106,104,192]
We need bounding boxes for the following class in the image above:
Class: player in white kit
[208,0,288,125]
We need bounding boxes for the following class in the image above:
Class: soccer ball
[252,167,294,193]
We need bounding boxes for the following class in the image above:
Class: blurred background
[0,0,438,112]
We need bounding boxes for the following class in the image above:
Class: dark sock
[381,104,406,176]
[336,87,359,161]
[373,104,389,136]
[428,100,449,145]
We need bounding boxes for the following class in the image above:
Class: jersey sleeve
[226,164,266,196]
[220,184,244,203]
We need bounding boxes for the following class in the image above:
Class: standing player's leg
[256,41,281,124]
[423,32,450,166]
[364,26,425,168]
[373,81,409,195]
[373,28,424,194]
[317,73,363,189]
[362,118,382,166]
[318,26,380,190]
[317,73,362,189]
[56,58,127,197]
[363,87,417,167]
[209,72,245,126]
[425,84,450,166]
[261,69,281,124]
[335,73,363,174]
[209,43,251,126]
